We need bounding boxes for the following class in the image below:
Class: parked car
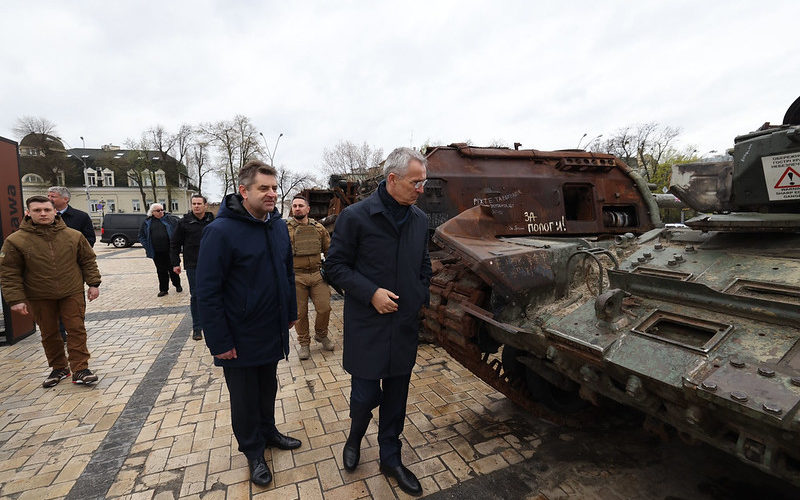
[100,213,147,248]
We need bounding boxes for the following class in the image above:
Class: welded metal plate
[696,361,800,423]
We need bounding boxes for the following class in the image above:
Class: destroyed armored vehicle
[422,99,800,485]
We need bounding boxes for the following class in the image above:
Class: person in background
[171,194,214,340]
[287,194,333,360]
[139,203,182,297]
[47,186,96,342]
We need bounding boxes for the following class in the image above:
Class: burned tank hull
[424,117,800,485]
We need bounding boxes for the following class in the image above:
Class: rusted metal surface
[420,143,660,236]
[421,101,800,487]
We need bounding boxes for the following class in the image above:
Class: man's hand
[215,348,237,360]
[87,286,100,301]
[371,288,399,314]
[11,303,28,315]
[173,266,181,274]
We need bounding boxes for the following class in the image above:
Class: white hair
[147,203,164,217]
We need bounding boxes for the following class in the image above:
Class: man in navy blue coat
[325,147,432,497]
[195,160,301,487]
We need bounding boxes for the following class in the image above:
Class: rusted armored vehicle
[422,100,800,485]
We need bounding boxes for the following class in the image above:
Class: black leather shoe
[342,442,360,471]
[380,463,422,496]
[157,291,168,297]
[248,456,272,486]
[265,432,302,450]
[176,285,183,293]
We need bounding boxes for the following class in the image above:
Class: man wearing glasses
[139,203,182,297]
[325,147,431,496]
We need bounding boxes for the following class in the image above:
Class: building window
[155,170,166,187]
[85,169,97,187]
[89,200,101,212]
[128,170,139,187]
[132,199,141,212]
[158,199,166,207]
[103,170,114,187]
[22,173,44,184]
[170,200,179,212]
[107,201,116,213]
[57,171,65,185]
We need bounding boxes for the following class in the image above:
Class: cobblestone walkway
[0,245,548,499]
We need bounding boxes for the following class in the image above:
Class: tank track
[423,258,577,424]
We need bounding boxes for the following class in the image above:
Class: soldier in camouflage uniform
[288,195,333,360]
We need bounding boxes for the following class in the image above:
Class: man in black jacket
[48,187,95,246]
[171,194,214,340]
[325,147,431,497]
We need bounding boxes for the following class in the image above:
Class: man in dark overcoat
[325,147,431,497]
[195,160,301,487]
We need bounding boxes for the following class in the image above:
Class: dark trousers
[186,268,199,330]
[29,292,91,373]
[349,373,412,467]
[153,251,181,292]
[223,362,280,460]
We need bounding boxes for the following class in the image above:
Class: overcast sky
[2,0,798,201]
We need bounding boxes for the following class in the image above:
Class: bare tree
[276,166,314,214]
[321,140,384,176]
[200,115,261,196]
[13,116,67,185]
[189,141,213,195]
[595,122,681,182]
[13,116,58,138]
[123,137,156,210]
[173,124,193,166]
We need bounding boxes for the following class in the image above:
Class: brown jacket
[0,215,101,305]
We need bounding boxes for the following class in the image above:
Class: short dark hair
[191,193,208,203]
[292,194,309,204]
[26,195,54,208]
[238,160,277,188]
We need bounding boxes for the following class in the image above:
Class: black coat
[60,205,95,247]
[170,211,214,269]
[196,194,297,367]
[325,190,431,379]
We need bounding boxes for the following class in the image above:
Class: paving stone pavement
[0,244,551,500]
[2,244,800,500]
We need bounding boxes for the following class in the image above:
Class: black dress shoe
[192,329,203,340]
[265,432,302,450]
[157,291,168,297]
[342,442,360,471]
[380,463,422,496]
[248,456,272,486]
[176,285,183,292]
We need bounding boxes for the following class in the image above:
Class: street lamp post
[59,137,91,205]
[576,132,588,149]
[259,132,283,166]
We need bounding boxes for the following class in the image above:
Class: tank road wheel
[112,235,129,248]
